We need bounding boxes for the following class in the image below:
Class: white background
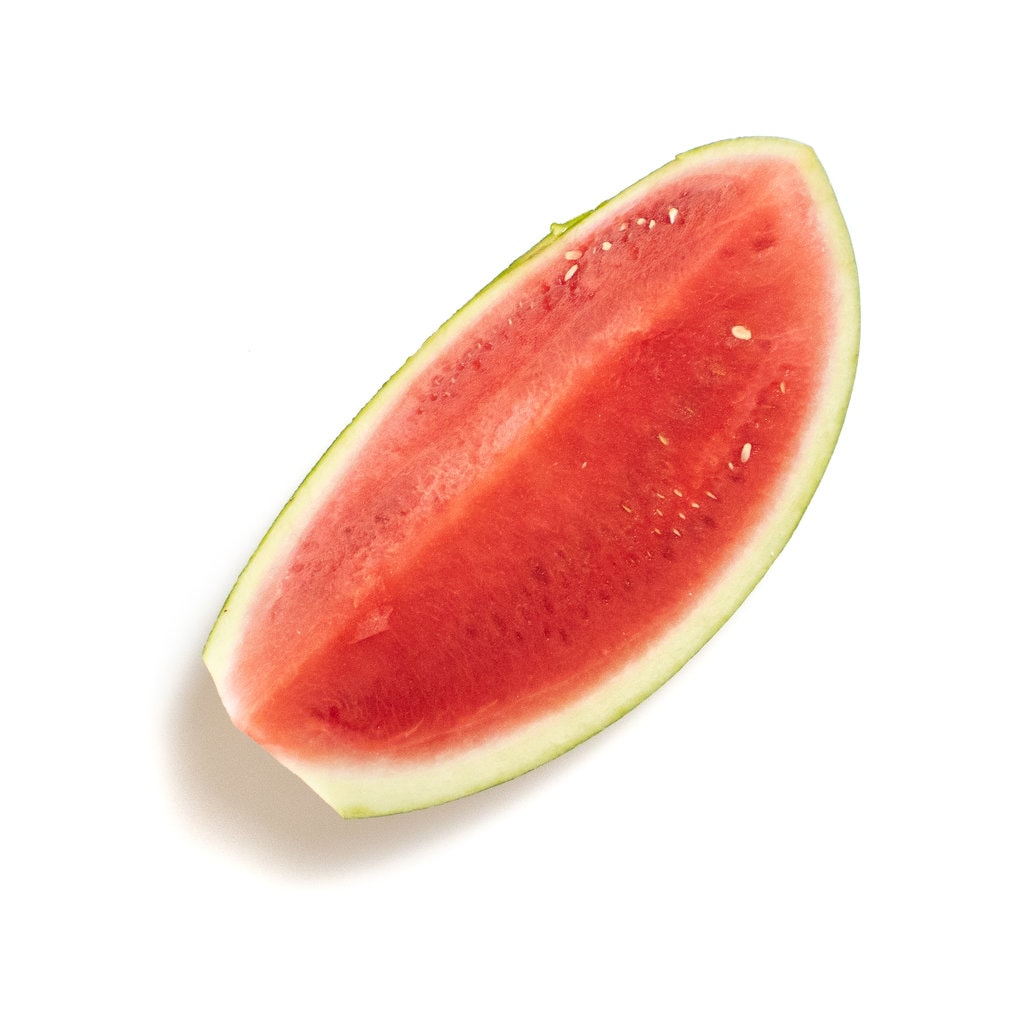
[3,2,1021,1021]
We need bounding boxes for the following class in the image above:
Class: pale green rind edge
[204,137,860,818]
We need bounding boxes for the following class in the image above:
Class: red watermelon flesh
[204,138,859,817]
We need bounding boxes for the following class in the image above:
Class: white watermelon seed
[741,442,752,463]
[669,207,678,223]
[731,325,752,340]
[564,264,578,282]
[564,250,583,260]
[602,241,612,250]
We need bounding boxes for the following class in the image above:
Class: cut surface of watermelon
[204,137,859,817]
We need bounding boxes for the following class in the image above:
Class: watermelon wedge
[204,137,859,818]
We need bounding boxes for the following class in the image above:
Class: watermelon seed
[622,503,633,514]
[602,241,612,250]
[564,250,583,260]
[564,264,578,282]
[731,325,753,340]
[653,528,662,535]
[741,442,752,463]
[669,207,679,223]
[619,222,628,231]
[691,501,700,508]
[636,217,647,226]
[672,528,682,537]
[673,488,683,497]
[678,511,687,520]
[780,381,787,393]
[658,433,669,445]
[648,220,656,230]
[654,508,664,517]
[706,491,718,500]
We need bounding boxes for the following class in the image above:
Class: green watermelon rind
[204,137,859,818]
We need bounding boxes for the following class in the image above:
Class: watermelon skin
[204,137,859,818]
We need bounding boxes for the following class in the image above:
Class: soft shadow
[170,652,570,878]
